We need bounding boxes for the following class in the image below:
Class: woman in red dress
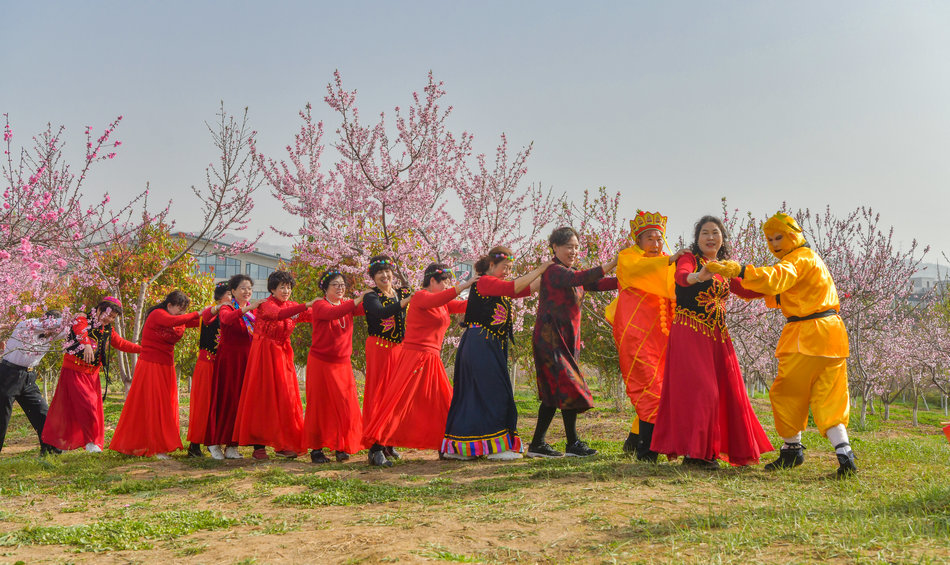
[651,216,773,468]
[205,274,263,460]
[110,291,201,458]
[529,227,618,458]
[362,255,412,467]
[186,282,230,457]
[233,270,313,460]
[42,297,141,452]
[362,263,476,460]
[303,270,366,464]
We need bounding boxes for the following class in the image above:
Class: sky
[4,1,949,263]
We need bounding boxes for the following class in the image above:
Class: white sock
[825,424,851,454]
[782,433,802,447]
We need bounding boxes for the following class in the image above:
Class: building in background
[174,233,287,300]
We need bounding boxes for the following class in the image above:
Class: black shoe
[565,440,597,457]
[834,443,857,478]
[682,457,719,470]
[368,449,393,468]
[187,443,204,458]
[622,433,639,455]
[310,449,330,464]
[40,443,62,456]
[384,446,401,460]
[635,421,658,463]
[764,443,805,471]
[526,442,563,458]
[335,450,350,462]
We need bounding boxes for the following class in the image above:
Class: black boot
[764,443,805,471]
[384,446,401,460]
[187,443,204,458]
[622,433,639,455]
[635,421,658,463]
[834,442,857,478]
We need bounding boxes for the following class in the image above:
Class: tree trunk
[883,400,890,421]
[860,393,868,428]
[912,384,919,427]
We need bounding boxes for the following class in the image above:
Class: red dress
[110,309,200,456]
[232,296,309,452]
[205,302,254,447]
[532,260,618,411]
[651,253,773,465]
[303,299,365,453]
[42,316,141,450]
[362,287,467,450]
[186,306,218,445]
[362,287,410,431]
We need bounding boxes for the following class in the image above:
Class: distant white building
[174,233,288,300]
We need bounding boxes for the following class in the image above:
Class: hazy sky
[4,2,949,261]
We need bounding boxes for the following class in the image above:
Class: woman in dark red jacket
[110,291,200,458]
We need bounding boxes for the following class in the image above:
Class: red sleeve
[255,299,280,321]
[354,303,365,318]
[277,302,307,320]
[184,315,201,329]
[201,306,217,324]
[730,278,764,299]
[547,264,606,289]
[674,254,698,287]
[219,304,245,326]
[110,331,142,354]
[293,306,311,324]
[447,299,468,315]
[412,287,459,309]
[72,316,92,345]
[477,276,516,297]
[311,299,356,321]
[586,276,618,292]
[149,309,201,328]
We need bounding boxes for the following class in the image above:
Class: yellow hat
[629,210,668,239]
[762,212,805,258]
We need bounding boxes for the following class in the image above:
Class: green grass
[0,510,236,552]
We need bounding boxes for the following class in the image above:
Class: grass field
[0,384,947,564]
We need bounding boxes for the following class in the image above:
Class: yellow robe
[740,246,850,437]
[606,246,675,424]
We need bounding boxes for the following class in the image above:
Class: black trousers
[0,362,49,452]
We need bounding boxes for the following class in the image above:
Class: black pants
[0,362,49,452]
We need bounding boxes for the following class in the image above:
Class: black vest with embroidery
[365,287,410,343]
[673,254,731,335]
[462,283,514,342]
[66,314,114,369]
[198,317,221,355]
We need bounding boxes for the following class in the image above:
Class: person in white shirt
[0,310,70,455]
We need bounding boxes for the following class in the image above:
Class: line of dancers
[1,213,857,477]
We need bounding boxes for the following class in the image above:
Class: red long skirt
[302,353,364,453]
[205,341,251,446]
[186,356,214,444]
[232,337,305,452]
[362,337,403,427]
[41,367,104,450]
[651,321,773,466]
[361,347,453,450]
[109,360,182,456]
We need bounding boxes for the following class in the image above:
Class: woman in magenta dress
[205,274,262,460]
[233,270,313,460]
[42,297,141,453]
[303,270,365,464]
[362,255,413,467]
[651,215,773,468]
[110,290,201,458]
[528,227,618,459]
[362,263,477,463]
[441,247,551,462]
[186,282,230,457]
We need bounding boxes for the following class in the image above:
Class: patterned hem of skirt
[440,431,523,456]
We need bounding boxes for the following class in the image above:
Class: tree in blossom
[256,71,560,292]
[0,113,158,339]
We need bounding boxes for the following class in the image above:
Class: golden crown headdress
[629,210,668,239]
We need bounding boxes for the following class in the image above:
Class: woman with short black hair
[110,290,200,458]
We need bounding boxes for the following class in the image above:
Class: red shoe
[274,450,298,459]
[252,448,269,460]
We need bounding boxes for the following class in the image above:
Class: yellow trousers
[770,353,849,438]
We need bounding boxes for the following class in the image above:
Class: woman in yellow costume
[706,212,857,477]
[606,211,681,462]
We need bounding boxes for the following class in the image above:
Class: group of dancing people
[0,211,857,476]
